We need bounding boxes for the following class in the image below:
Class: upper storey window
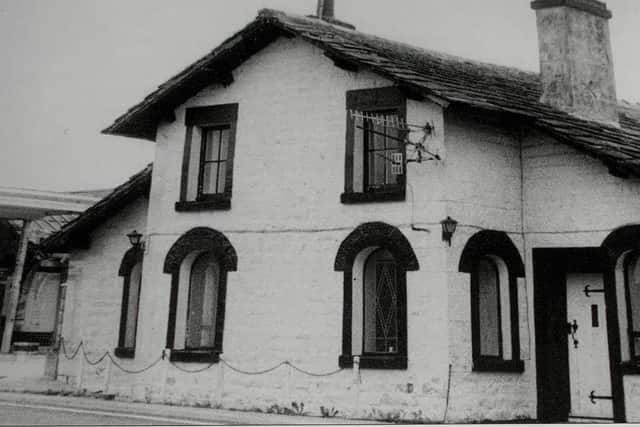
[342,87,406,204]
[176,104,238,212]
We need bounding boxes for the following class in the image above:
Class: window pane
[628,257,640,332]
[124,262,142,348]
[364,249,398,354]
[371,123,386,150]
[363,111,401,190]
[204,129,221,161]
[478,259,501,357]
[187,254,219,349]
[216,161,227,194]
[219,129,229,161]
[387,126,401,150]
[201,163,218,195]
[368,150,387,187]
[385,149,399,185]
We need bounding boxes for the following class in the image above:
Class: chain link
[60,337,83,360]
[169,360,218,374]
[219,358,287,375]
[107,352,163,375]
[82,347,109,366]
[286,362,344,377]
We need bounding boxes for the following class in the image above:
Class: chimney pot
[531,0,618,124]
[317,0,335,20]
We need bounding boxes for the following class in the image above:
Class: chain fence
[58,337,344,378]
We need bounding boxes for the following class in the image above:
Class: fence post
[286,362,292,403]
[215,360,224,407]
[76,346,85,392]
[102,355,112,394]
[160,349,170,403]
[353,356,361,416]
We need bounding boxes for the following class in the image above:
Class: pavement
[0,377,372,425]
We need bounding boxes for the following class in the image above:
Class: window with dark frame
[343,87,406,204]
[164,228,235,364]
[335,223,416,371]
[459,230,524,373]
[176,103,238,212]
[624,252,640,361]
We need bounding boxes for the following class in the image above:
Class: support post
[215,360,224,407]
[102,355,112,394]
[1,220,32,353]
[76,347,85,391]
[160,349,170,403]
[286,362,292,403]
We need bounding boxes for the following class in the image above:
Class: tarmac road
[0,401,208,425]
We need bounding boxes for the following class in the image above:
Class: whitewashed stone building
[42,0,640,422]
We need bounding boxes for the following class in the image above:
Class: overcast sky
[1,0,638,192]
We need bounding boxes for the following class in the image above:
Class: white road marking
[0,401,216,425]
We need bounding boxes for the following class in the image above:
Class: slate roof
[103,9,640,177]
[4,190,114,245]
[41,164,152,252]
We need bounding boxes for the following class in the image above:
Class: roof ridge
[260,8,540,81]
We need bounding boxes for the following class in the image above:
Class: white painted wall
[522,130,640,422]
[138,37,458,421]
[57,196,148,388]
[443,111,534,421]
[58,34,640,422]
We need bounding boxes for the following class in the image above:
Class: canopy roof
[0,188,98,220]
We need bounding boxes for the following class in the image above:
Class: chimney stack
[317,0,335,21]
[531,0,618,124]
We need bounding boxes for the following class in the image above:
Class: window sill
[175,198,231,212]
[340,191,406,204]
[472,358,524,373]
[114,347,135,359]
[339,354,407,370]
[169,349,219,364]
[620,360,640,375]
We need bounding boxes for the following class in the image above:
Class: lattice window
[364,249,399,354]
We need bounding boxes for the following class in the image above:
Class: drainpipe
[1,220,32,353]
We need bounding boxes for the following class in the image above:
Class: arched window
[624,252,640,361]
[460,230,524,372]
[335,222,418,370]
[164,228,236,363]
[116,247,143,358]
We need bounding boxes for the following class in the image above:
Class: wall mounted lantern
[127,230,143,247]
[441,216,458,246]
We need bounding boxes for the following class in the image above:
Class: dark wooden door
[534,249,571,422]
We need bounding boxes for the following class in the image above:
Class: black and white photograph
[0,0,639,424]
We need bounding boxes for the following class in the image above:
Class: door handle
[567,320,579,349]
